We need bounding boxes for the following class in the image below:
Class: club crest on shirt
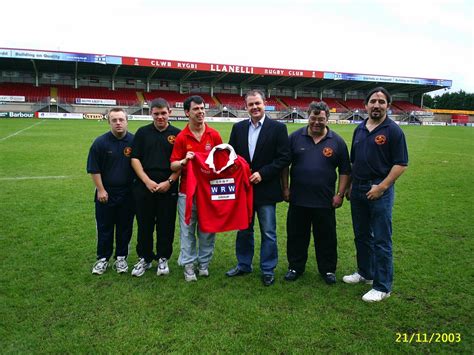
[210,178,236,200]
[228,164,239,173]
[186,144,193,150]
[123,147,132,157]
[205,142,212,151]
[323,147,333,157]
[167,135,176,144]
[375,135,387,145]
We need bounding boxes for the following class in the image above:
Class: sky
[3,0,473,95]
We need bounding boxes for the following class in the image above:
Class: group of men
[87,87,408,302]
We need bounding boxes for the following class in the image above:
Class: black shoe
[284,269,300,281]
[226,266,250,277]
[262,274,275,286]
[322,272,336,285]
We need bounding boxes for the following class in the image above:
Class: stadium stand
[214,93,284,110]
[392,100,423,113]
[270,96,350,113]
[340,99,365,112]
[0,83,50,102]
[324,98,349,113]
[214,93,246,109]
[55,85,139,106]
[143,90,216,108]
[266,97,285,110]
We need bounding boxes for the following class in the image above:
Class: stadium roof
[0,48,452,95]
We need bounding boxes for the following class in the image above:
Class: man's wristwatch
[168,178,174,185]
[337,192,344,198]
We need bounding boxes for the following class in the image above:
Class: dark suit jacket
[229,116,290,205]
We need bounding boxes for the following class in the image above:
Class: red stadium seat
[392,101,423,113]
[55,85,139,106]
[0,83,50,102]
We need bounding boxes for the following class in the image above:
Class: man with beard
[343,87,408,302]
[281,101,350,285]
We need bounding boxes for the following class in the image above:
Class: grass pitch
[0,119,472,353]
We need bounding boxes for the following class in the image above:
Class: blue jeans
[235,204,277,275]
[177,193,215,267]
[350,180,395,293]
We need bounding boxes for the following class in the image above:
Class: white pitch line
[0,175,72,181]
[0,121,44,142]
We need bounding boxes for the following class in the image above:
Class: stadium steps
[212,95,221,106]
[336,100,351,112]
[136,91,145,105]
[50,87,58,100]
[276,98,288,109]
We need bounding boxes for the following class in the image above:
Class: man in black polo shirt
[87,107,135,275]
[343,87,408,302]
[282,101,350,284]
[130,98,181,277]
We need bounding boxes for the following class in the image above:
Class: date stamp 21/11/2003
[395,333,462,344]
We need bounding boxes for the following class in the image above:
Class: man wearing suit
[225,89,290,286]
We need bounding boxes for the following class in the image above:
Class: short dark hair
[107,107,127,121]
[244,89,266,102]
[183,95,205,111]
[150,98,170,110]
[365,87,392,105]
[307,101,330,118]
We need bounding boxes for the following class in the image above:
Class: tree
[424,90,474,110]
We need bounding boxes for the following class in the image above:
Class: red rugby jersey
[185,144,253,233]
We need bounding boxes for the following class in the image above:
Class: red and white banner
[122,57,324,79]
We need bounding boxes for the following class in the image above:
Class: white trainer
[113,256,128,273]
[198,265,209,277]
[157,258,170,276]
[184,263,197,282]
[131,258,152,277]
[362,288,391,302]
[342,272,373,285]
[92,258,108,275]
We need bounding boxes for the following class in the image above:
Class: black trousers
[95,193,134,260]
[133,182,178,263]
[286,204,337,275]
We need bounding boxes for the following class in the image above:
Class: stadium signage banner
[323,72,452,87]
[122,56,325,79]
[10,112,35,118]
[83,113,105,120]
[0,112,35,118]
[169,117,190,122]
[0,95,25,102]
[0,48,122,65]
[36,112,84,119]
[75,98,117,105]
[422,121,447,126]
[174,102,209,109]
[128,115,152,121]
[204,117,244,123]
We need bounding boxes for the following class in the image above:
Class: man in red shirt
[170,95,223,282]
